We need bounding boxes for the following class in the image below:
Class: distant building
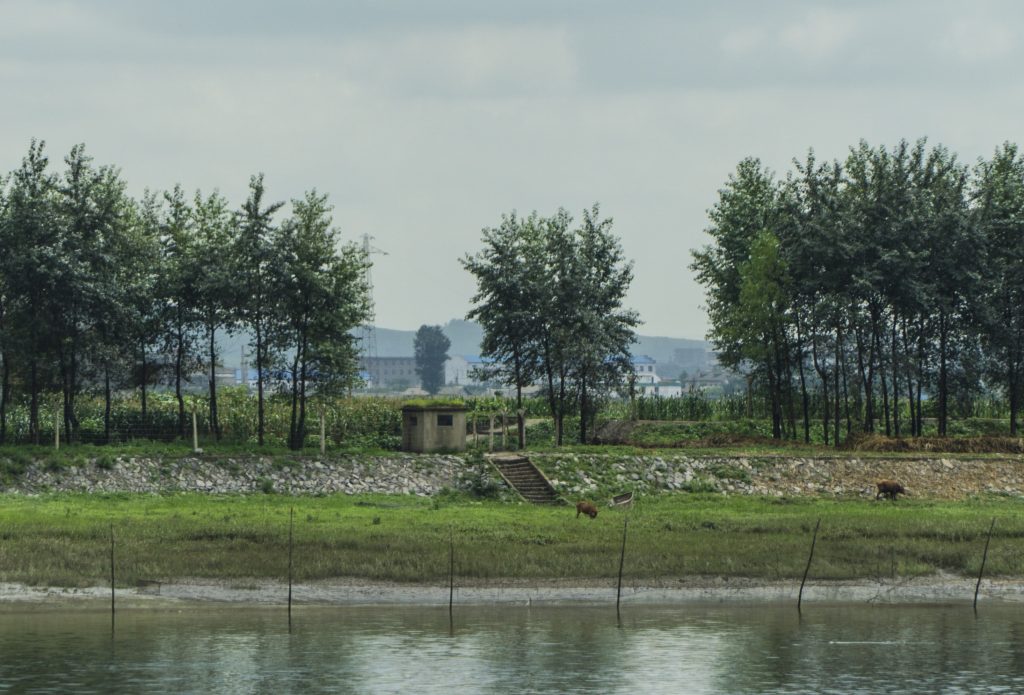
[445,355,495,386]
[631,355,660,385]
[358,356,418,388]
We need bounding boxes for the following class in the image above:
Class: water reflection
[2,603,1024,693]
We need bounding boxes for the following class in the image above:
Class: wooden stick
[798,518,821,614]
[288,507,294,629]
[110,522,115,634]
[974,517,996,613]
[449,528,455,625]
[616,517,628,619]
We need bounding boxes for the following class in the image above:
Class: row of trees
[462,205,638,446]
[692,139,1024,443]
[0,140,371,449]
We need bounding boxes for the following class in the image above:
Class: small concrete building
[401,404,469,452]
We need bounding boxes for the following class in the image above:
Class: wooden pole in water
[110,522,115,634]
[974,517,996,613]
[797,518,821,614]
[616,517,628,619]
[448,528,455,625]
[288,507,294,629]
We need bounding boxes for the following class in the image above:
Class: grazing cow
[876,479,907,501]
[576,501,599,519]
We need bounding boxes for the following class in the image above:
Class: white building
[445,355,495,386]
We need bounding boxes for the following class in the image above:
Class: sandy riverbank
[4,575,1024,608]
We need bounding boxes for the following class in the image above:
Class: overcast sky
[3,1,1023,340]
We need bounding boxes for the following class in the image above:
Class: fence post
[488,415,494,452]
[501,412,507,449]
[54,410,60,450]
[192,410,201,453]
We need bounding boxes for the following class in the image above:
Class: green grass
[1,492,1023,588]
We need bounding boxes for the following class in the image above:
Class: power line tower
[360,233,387,384]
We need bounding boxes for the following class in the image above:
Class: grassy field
[1,492,1023,588]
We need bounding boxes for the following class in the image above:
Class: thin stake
[192,410,199,453]
[54,410,60,450]
[974,517,996,613]
[448,529,455,625]
[616,517,628,618]
[110,522,115,634]
[797,518,821,614]
[288,507,294,629]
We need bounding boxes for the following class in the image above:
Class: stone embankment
[2,452,1023,499]
[1,456,462,496]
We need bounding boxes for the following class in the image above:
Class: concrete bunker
[401,403,468,452]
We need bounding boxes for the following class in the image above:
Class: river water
[2,602,1023,693]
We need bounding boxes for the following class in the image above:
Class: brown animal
[576,501,599,519]
[876,479,907,500]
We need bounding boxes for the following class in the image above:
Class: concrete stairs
[488,454,563,505]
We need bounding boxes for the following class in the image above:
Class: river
[2,602,1023,693]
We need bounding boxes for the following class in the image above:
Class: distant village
[198,323,730,399]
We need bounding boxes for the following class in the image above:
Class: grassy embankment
[1,492,1023,588]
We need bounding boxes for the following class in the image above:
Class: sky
[2,1,1024,340]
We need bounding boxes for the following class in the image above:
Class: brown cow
[876,479,907,501]
[576,501,599,519]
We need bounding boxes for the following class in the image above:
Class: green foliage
[413,325,450,395]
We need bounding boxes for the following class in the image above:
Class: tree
[414,325,450,395]
[461,211,546,448]
[158,184,200,437]
[465,204,637,446]
[190,189,235,440]
[973,143,1024,434]
[0,140,58,443]
[233,174,284,446]
[274,190,371,449]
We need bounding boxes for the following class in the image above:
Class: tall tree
[274,190,371,449]
[414,325,450,395]
[190,189,234,440]
[461,211,546,448]
[1,140,57,443]
[973,143,1024,434]
[234,174,284,446]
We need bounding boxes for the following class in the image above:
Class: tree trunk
[794,317,811,442]
[0,350,8,445]
[209,324,220,441]
[297,335,309,449]
[810,330,829,446]
[140,342,148,420]
[175,317,186,438]
[833,322,842,447]
[255,321,265,446]
[104,366,112,444]
[938,310,948,437]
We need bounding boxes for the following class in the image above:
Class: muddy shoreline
[4,575,1024,608]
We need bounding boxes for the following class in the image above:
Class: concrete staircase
[488,454,563,505]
